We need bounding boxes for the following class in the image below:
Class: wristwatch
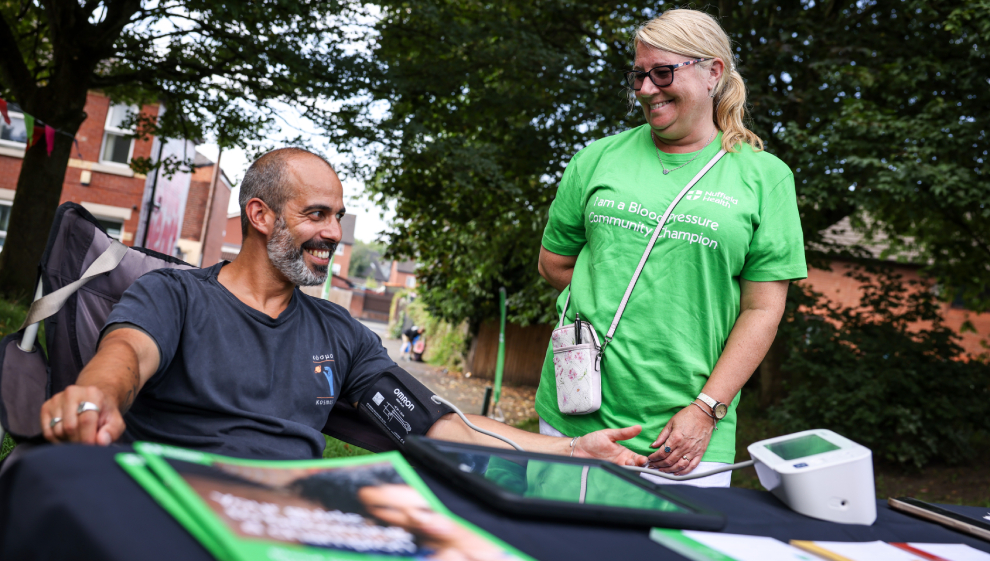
[697,392,728,420]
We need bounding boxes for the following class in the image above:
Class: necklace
[652,128,717,175]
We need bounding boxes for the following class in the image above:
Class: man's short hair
[238,147,335,237]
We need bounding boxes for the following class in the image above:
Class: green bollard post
[490,287,506,421]
[321,254,335,300]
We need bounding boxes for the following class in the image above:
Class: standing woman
[535,9,806,487]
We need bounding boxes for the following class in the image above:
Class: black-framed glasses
[623,58,712,90]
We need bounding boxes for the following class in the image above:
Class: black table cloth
[2,444,988,560]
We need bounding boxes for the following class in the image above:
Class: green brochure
[123,442,533,561]
[115,453,231,560]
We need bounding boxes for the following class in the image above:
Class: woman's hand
[646,404,716,474]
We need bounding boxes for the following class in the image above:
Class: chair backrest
[42,203,195,396]
[0,203,193,442]
[0,202,396,453]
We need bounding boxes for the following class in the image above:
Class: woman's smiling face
[633,42,720,147]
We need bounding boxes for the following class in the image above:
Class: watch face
[714,403,728,420]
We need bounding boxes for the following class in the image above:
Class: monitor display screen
[427,442,685,513]
[764,434,840,461]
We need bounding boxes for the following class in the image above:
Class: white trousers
[538,417,732,488]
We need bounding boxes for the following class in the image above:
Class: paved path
[359,319,538,426]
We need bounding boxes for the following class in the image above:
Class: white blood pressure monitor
[748,429,876,525]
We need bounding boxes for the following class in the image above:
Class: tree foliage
[352,0,989,327]
[0,0,368,295]
[348,1,648,327]
[770,267,990,468]
[349,239,385,279]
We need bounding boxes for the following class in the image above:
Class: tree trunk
[0,105,86,298]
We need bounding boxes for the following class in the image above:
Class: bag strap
[19,240,129,330]
[603,149,727,349]
[558,292,571,329]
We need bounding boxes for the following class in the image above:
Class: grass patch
[0,297,29,339]
[1,434,14,462]
[513,417,540,433]
[323,435,373,459]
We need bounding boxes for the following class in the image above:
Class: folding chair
[0,202,395,463]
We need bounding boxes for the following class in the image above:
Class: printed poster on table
[118,442,532,561]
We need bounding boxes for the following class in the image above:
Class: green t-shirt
[536,125,807,463]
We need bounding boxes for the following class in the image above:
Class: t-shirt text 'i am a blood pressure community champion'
[588,196,723,250]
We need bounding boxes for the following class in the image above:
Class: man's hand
[38,326,160,446]
[427,413,648,466]
[41,385,124,445]
[647,404,715,474]
[573,425,647,466]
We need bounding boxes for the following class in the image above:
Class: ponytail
[712,68,763,153]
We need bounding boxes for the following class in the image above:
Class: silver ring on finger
[681,455,690,461]
[49,417,62,428]
[77,401,101,415]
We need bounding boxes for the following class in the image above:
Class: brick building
[176,151,233,266]
[386,260,418,289]
[221,213,243,262]
[0,92,168,246]
[0,92,241,266]
[804,217,990,357]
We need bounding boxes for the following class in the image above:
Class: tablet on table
[404,436,726,530]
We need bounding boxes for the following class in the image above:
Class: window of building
[97,218,123,241]
[405,275,416,288]
[335,243,345,256]
[0,201,11,249]
[100,103,139,165]
[331,263,342,276]
[0,104,27,146]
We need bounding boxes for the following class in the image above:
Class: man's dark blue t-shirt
[104,262,395,459]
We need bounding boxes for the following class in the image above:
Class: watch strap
[697,392,717,410]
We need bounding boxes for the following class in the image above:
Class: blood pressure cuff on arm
[356,365,453,449]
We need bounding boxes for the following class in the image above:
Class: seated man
[39,148,646,464]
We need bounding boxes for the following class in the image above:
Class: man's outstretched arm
[40,326,160,445]
[426,413,648,466]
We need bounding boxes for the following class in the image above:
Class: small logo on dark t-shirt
[314,355,335,405]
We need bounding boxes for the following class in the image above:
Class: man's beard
[267,216,335,286]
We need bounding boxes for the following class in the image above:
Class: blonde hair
[634,9,763,153]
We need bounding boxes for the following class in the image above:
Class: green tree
[0,0,368,296]
[350,0,988,329]
[349,239,385,279]
[349,1,646,328]
[770,264,990,468]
